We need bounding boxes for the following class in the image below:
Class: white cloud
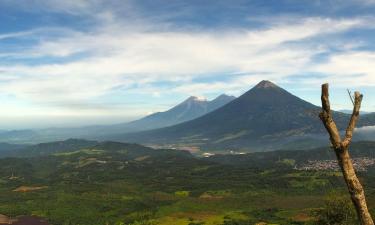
[0,30,34,40]
[313,51,375,86]
[355,126,375,140]
[0,17,366,104]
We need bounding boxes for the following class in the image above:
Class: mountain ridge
[91,94,236,136]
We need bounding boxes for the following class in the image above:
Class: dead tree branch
[348,89,355,106]
[319,83,373,225]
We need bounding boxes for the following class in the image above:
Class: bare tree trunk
[319,83,374,225]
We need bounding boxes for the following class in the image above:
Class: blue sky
[1,0,375,129]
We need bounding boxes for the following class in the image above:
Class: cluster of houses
[297,157,375,172]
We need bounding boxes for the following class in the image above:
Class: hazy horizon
[1,85,373,130]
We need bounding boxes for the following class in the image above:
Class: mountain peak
[254,80,279,89]
[213,94,236,101]
[186,96,207,102]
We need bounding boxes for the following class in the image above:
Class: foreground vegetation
[0,140,374,225]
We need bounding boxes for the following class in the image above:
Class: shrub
[314,192,357,225]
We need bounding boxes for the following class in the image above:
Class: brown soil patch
[13,186,48,192]
[199,193,224,200]
[292,213,313,222]
[0,216,49,225]
[170,211,217,220]
[0,214,15,224]
[134,155,150,161]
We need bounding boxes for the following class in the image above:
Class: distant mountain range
[2,138,375,169]
[110,80,375,151]
[0,94,235,144]
[0,139,97,158]
[0,80,374,152]
[104,94,236,133]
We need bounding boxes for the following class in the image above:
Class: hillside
[0,140,374,224]
[0,143,26,154]
[0,139,99,158]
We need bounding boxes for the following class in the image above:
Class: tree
[315,192,357,225]
[319,83,374,225]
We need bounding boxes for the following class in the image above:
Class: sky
[1,0,375,129]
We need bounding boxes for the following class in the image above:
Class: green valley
[0,140,374,225]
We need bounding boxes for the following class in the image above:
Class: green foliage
[313,192,357,225]
[174,191,190,197]
[279,158,296,167]
[0,141,375,224]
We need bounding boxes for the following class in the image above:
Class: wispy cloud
[0,18,368,102]
[313,51,375,85]
[0,30,35,40]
